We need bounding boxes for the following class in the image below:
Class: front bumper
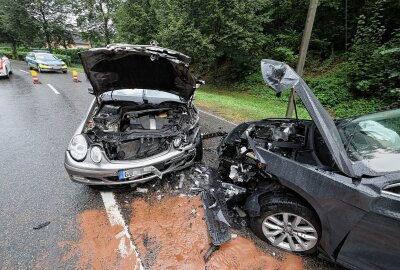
[64,144,197,185]
[0,69,8,76]
[40,67,67,72]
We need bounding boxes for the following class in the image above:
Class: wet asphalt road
[0,61,236,269]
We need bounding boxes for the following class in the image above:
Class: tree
[75,0,121,46]
[27,0,72,51]
[0,0,40,58]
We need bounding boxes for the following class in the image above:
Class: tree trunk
[11,40,18,59]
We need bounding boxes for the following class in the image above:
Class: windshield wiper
[344,124,361,152]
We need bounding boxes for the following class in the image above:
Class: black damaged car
[217,60,400,270]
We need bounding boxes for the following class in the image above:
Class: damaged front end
[84,93,199,162]
[65,44,202,185]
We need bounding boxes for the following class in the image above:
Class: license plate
[118,167,160,181]
[52,66,60,70]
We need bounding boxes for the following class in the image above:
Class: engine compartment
[219,119,335,186]
[84,101,198,160]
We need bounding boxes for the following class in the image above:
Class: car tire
[250,195,321,255]
[62,70,67,74]
[194,132,203,162]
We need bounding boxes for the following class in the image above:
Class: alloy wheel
[262,212,318,252]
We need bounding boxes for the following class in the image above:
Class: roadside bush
[0,46,87,65]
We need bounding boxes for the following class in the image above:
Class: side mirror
[196,80,205,89]
[88,88,94,95]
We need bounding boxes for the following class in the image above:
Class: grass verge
[195,85,309,123]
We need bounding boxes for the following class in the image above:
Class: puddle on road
[60,209,139,270]
[129,195,304,270]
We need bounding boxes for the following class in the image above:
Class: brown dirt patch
[129,194,304,270]
[60,209,139,270]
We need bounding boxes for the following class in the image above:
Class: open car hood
[261,59,358,178]
[79,44,198,100]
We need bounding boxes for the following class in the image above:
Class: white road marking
[19,69,29,74]
[199,109,236,126]
[100,191,144,269]
[46,84,60,95]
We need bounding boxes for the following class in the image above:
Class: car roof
[32,50,51,53]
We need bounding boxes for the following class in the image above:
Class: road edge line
[100,191,144,269]
[199,109,236,126]
[46,84,60,95]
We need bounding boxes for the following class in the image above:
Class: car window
[35,53,57,60]
[339,109,400,173]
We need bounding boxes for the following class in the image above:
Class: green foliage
[0,46,87,65]
[1,0,400,117]
[75,0,121,46]
[346,0,400,107]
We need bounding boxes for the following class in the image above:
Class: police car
[25,50,68,73]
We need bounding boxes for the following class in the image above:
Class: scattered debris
[204,245,219,262]
[33,221,51,230]
[135,188,148,194]
[201,131,227,140]
[178,173,185,189]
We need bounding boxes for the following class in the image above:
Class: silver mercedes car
[64,44,203,186]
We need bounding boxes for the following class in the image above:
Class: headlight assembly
[90,146,102,163]
[69,134,88,161]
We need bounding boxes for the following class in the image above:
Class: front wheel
[250,195,320,254]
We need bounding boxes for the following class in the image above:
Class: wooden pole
[286,0,319,118]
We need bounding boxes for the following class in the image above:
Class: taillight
[0,60,3,69]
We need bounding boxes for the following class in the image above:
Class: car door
[27,53,36,67]
[336,177,400,270]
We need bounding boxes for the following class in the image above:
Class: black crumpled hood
[79,44,197,99]
[261,59,359,178]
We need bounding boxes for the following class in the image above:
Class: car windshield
[36,53,57,60]
[338,109,400,173]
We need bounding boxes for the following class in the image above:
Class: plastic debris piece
[33,221,50,230]
[204,245,219,262]
[178,173,185,189]
[136,188,148,193]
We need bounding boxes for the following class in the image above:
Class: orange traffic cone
[73,70,79,82]
[31,70,39,84]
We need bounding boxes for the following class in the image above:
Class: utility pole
[286,0,319,118]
